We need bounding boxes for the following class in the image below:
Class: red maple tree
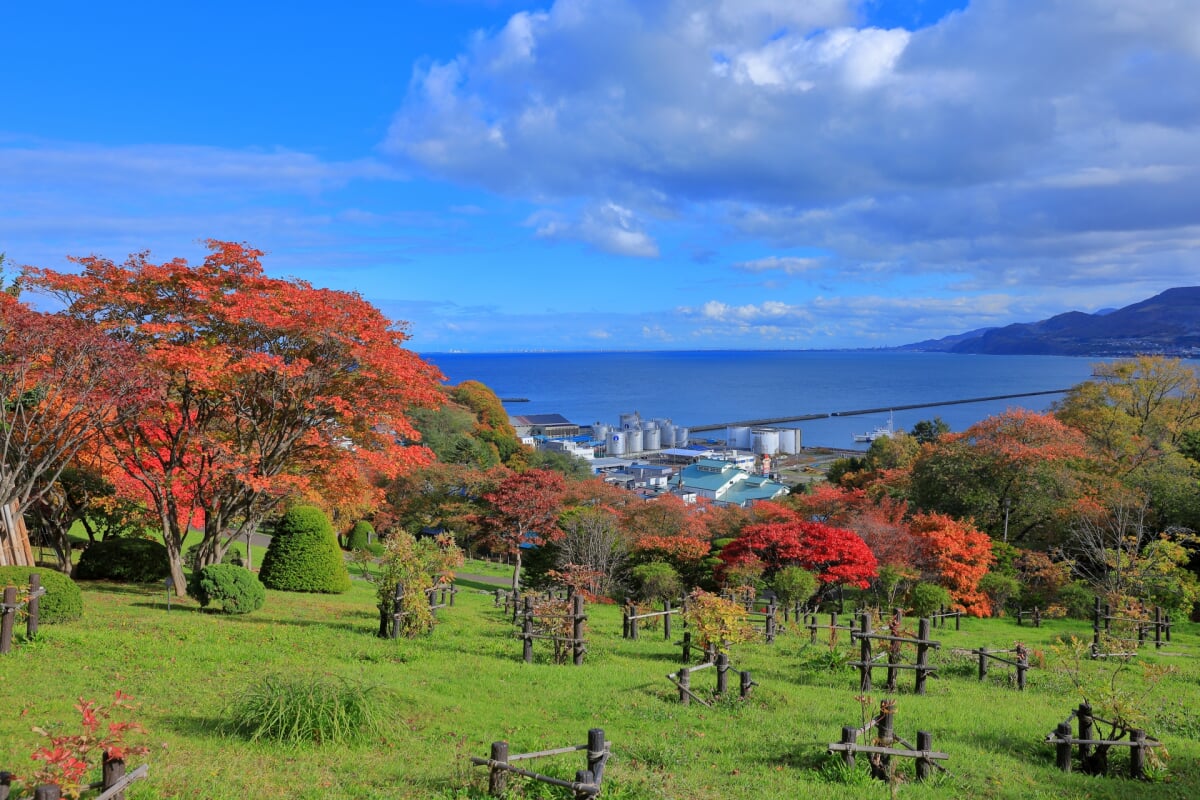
[482,468,567,591]
[720,515,877,589]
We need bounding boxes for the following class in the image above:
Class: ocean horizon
[422,349,1170,451]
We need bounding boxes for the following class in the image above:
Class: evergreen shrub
[0,566,83,623]
[909,582,951,617]
[190,564,266,614]
[74,537,169,583]
[258,506,351,594]
[345,520,374,551]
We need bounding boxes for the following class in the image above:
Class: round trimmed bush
[345,520,374,551]
[909,582,952,617]
[258,506,351,594]
[189,564,266,614]
[0,566,83,623]
[74,537,169,583]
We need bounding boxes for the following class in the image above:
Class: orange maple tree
[0,294,147,518]
[908,511,995,616]
[24,241,444,589]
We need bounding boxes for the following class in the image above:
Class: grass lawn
[1,579,1198,799]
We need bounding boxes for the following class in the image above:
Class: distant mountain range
[898,287,1200,357]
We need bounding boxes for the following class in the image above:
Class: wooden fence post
[765,603,776,644]
[103,755,127,800]
[872,703,894,781]
[573,769,594,800]
[1154,607,1163,649]
[572,594,586,666]
[587,728,606,785]
[33,786,61,800]
[739,670,754,699]
[679,667,691,706]
[663,599,672,640]
[915,618,931,695]
[1055,722,1072,772]
[839,726,858,769]
[1130,729,1147,779]
[0,586,16,655]
[622,603,631,639]
[681,631,692,663]
[1077,702,1093,766]
[716,652,729,696]
[27,574,40,639]
[1016,651,1028,691]
[488,741,509,797]
[522,597,534,663]
[978,645,989,681]
[391,583,405,639]
[916,731,933,781]
[858,613,873,693]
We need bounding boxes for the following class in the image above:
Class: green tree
[910,417,950,445]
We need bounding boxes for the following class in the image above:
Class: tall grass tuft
[226,672,394,746]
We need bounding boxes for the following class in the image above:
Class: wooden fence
[380,580,457,638]
[827,700,949,782]
[850,612,940,695]
[804,611,855,645]
[516,594,588,665]
[0,759,148,800]
[622,599,681,641]
[1046,702,1162,778]
[666,652,756,707]
[1091,598,1170,658]
[969,643,1030,690]
[469,728,609,798]
[1,575,47,655]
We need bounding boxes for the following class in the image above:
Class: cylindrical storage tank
[675,426,690,447]
[661,424,676,446]
[653,418,671,429]
[626,428,644,453]
[726,426,752,449]
[609,431,626,456]
[620,412,641,430]
[593,424,611,442]
[752,428,780,456]
[643,427,661,451]
[778,428,800,454]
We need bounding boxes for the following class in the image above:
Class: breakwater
[688,388,1070,433]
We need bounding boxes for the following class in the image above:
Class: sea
[422,350,1136,451]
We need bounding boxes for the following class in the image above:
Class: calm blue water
[422,350,1117,450]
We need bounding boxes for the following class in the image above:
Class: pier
[688,389,1071,433]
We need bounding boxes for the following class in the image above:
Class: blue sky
[3,0,1199,352]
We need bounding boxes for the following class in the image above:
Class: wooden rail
[470,728,609,798]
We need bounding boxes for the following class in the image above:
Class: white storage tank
[593,423,611,442]
[620,412,642,430]
[626,428,644,453]
[609,431,626,456]
[643,427,662,451]
[726,426,752,449]
[675,426,690,446]
[778,428,800,454]
[661,423,676,446]
[653,418,671,429]
[752,428,780,456]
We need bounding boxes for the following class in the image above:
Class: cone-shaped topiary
[258,506,351,593]
[345,520,374,551]
[0,566,83,623]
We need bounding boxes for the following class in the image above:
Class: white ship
[853,412,895,443]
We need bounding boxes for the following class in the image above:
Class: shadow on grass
[130,601,203,613]
[454,577,508,592]
[78,581,164,596]
[163,713,234,741]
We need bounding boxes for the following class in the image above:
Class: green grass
[1,582,1198,799]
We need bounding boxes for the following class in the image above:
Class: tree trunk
[511,549,522,593]
[161,511,188,597]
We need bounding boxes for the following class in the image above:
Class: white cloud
[383,0,1200,308]
[532,202,660,257]
[732,255,823,275]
